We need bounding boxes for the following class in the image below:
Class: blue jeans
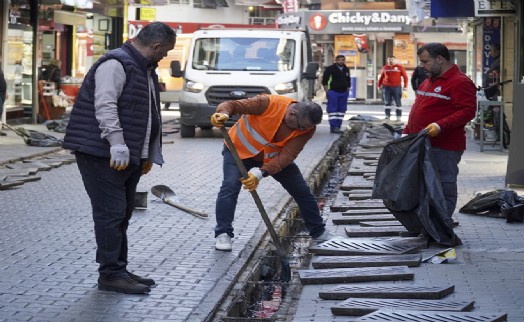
[214,146,325,238]
[75,152,143,277]
[326,89,349,129]
[431,148,463,221]
[383,86,402,107]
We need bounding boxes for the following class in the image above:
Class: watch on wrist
[261,169,269,177]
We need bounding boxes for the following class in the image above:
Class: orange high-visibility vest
[229,95,313,163]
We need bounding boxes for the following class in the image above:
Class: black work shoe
[330,128,343,134]
[98,275,151,294]
[126,271,156,287]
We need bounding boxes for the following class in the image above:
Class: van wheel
[180,124,196,138]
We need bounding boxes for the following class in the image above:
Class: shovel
[151,184,209,219]
[219,127,291,283]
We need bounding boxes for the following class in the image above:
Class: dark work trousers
[214,146,325,239]
[75,152,143,277]
[326,89,349,130]
[431,147,463,222]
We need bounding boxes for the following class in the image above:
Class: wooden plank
[319,284,454,300]
[331,298,475,316]
[298,266,413,285]
[353,310,507,322]
[345,226,408,237]
[312,254,421,269]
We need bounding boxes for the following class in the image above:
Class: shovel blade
[151,184,176,201]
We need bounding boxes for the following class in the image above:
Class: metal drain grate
[298,266,413,285]
[332,214,396,225]
[331,298,474,316]
[312,254,421,269]
[309,239,423,255]
[345,226,408,237]
[320,284,454,300]
[352,310,507,322]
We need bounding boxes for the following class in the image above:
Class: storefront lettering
[276,15,301,26]
[328,12,411,25]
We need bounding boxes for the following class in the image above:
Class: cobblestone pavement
[292,110,524,321]
[1,105,523,322]
[0,108,342,322]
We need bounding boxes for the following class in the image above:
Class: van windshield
[192,37,296,71]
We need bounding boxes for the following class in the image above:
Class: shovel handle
[164,198,209,219]
[219,127,286,255]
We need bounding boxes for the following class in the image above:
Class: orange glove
[142,160,153,175]
[425,123,441,137]
[240,168,264,192]
[210,113,229,128]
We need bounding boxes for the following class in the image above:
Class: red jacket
[403,65,477,151]
[378,64,408,88]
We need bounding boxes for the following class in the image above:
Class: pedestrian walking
[322,55,351,134]
[210,94,340,251]
[62,22,177,294]
[378,56,408,120]
[402,42,476,231]
[411,65,430,92]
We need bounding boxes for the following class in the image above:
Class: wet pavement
[0,104,523,321]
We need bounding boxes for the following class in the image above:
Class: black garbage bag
[459,189,524,222]
[372,132,461,246]
[15,127,63,147]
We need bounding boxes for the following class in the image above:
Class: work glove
[109,144,130,171]
[425,122,441,137]
[210,113,229,128]
[142,160,153,175]
[240,167,264,192]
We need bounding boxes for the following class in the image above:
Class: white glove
[401,134,408,138]
[109,144,130,170]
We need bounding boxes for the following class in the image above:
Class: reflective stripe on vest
[229,95,307,163]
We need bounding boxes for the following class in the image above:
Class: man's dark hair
[135,22,176,46]
[491,43,501,51]
[335,55,345,60]
[295,101,323,124]
[417,43,450,61]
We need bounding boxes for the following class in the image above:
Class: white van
[170,28,319,137]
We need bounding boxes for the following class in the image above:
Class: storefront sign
[475,0,516,17]
[281,0,298,13]
[136,7,156,21]
[278,11,412,34]
[482,17,501,83]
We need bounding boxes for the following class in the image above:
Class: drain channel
[212,126,363,322]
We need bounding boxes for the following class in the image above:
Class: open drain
[213,129,361,321]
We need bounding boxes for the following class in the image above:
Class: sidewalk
[1,106,523,321]
[292,119,524,321]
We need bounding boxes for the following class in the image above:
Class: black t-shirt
[0,69,6,101]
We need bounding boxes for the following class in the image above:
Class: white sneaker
[215,233,232,251]
[314,230,343,242]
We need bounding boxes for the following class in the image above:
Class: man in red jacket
[378,56,408,120]
[403,42,476,224]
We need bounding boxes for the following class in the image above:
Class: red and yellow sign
[392,34,415,67]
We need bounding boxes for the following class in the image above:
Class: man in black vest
[63,22,176,294]
[322,55,351,134]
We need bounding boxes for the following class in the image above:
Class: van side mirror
[303,62,319,79]
[170,61,183,78]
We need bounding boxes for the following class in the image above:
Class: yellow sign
[393,34,415,68]
[334,35,360,66]
[137,8,156,21]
